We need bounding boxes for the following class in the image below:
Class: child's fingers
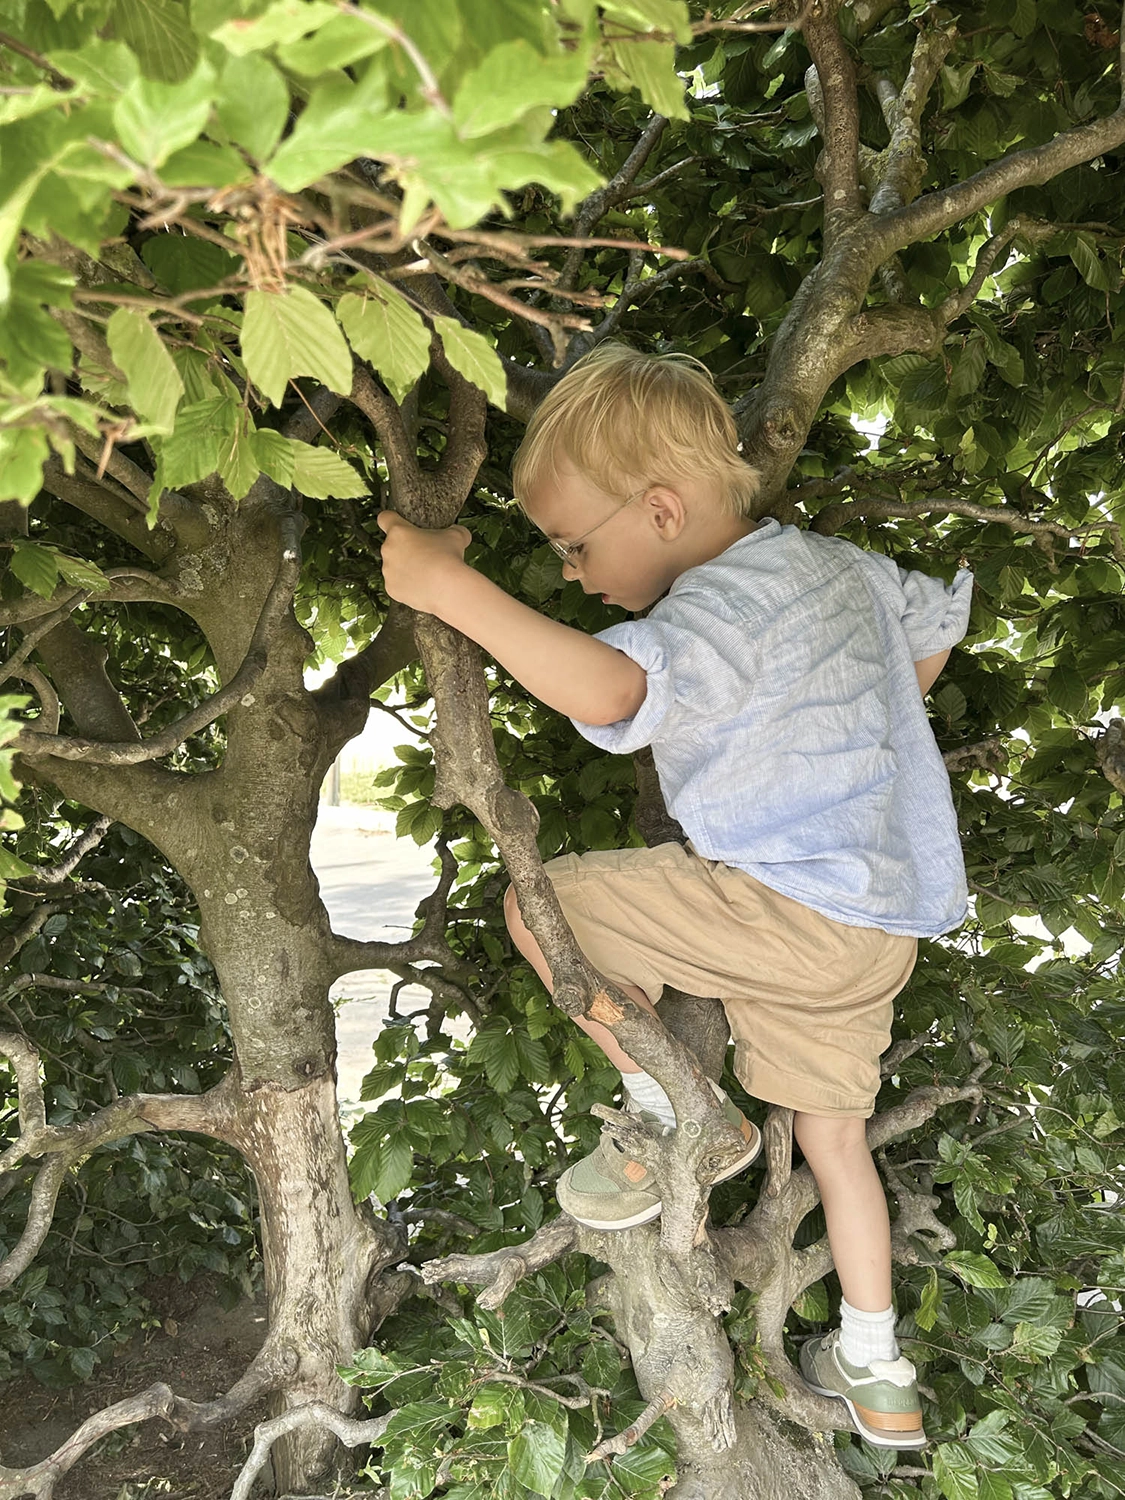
[376,509,400,534]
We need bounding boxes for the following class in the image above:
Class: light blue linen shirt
[571,519,973,938]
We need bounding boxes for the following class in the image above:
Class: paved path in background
[309,805,439,1104]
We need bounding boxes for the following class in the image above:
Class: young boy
[378,343,971,1450]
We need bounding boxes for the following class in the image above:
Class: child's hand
[377,511,472,612]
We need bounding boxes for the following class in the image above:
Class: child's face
[522,461,682,612]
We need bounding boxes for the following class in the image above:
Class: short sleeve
[895,566,974,661]
[570,609,751,755]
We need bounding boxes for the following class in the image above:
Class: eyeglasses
[538,488,648,568]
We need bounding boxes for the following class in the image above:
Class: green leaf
[987,340,1025,388]
[217,416,261,501]
[158,397,237,487]
[54,554,111,592]
[216,52,291,161]
[916,1266,944,1331]
[933,1443,979,1500]
[432,317,506,409]
[0,428,50,503]
[349,1130,414,1203]
[1046,662,1088,720]
[611,1442,677,1488]
[606,39,688,119]
[0,844,33,881]
[452,40,587,138]
[106,309,185,433]
[944,1251,1007,1289]
[467,1385,510,1430]
[507,1421,567,1496]
[113,59,217,169]
[142,236,240,295]
[977,1475,1013,1500]
[791,1279,830,1322]
[252,429,296,485]
[48,41,140,95]
[1070,231,1111,291]
[211,0,338,55]
[265,67,388,191]
[336,279,432,404]
[111,0,200,82]
[241,286,354,407]
[602,0,692,41]
[950,334,987,400]
[466,1023,521,1092]
[520,547,563,603]
[8,542,60,599]
[290,443,368,499]
[276,12,390,75]
[160,140,253,188]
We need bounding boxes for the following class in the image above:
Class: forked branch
[12,517,302,764]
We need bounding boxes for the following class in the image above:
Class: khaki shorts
[543,842,917,1118]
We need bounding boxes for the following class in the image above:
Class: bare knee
[794,1112,870,1173]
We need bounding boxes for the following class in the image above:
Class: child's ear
[645,485,686,540]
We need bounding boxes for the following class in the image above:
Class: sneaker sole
[711,1121,762,1184]
[559,1198,664,1231]
[800,1376,928,1450]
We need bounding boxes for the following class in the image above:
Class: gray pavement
[310,804,441,1104]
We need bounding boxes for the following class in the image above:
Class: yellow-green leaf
[336,279,431,404]
[242,285,353,407]
[432,316,506,410]
[291,443,368,499]
[106,309,185,433]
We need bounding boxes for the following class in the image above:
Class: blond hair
[512,343,759,518]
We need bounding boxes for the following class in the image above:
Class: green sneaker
[799,1330,927,1449]
[556,1086,761,1232]
[556,1113,667,1230]
[708,1083,762,1183]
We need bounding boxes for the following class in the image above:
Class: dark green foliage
[0,814,258,1386]
[341,1264,677,1500]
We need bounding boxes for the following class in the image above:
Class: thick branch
[809,488,1125,563]
[421,1218,578,1309]
[40,454,174,562]
[348,366,421,506]
[0,567,181,628]
[31,616,140,743]
[428,340,489,520]
[0,1384,176,1500]
[873,96,1125,260]
[868,23,956,215]
[15,517,302,763]
[803,2,862,238]
[0,591,94,692]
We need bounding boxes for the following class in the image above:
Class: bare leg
[503,885,655,1074]
[793,1112,892,1313]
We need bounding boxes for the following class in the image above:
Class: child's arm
[915,650,950,696]
[378,513,647,725]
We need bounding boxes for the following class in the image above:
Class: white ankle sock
[620,1070,676,1130]
[839,1300,899,1366]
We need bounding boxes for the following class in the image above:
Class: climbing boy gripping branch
[378,344,972,1449]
